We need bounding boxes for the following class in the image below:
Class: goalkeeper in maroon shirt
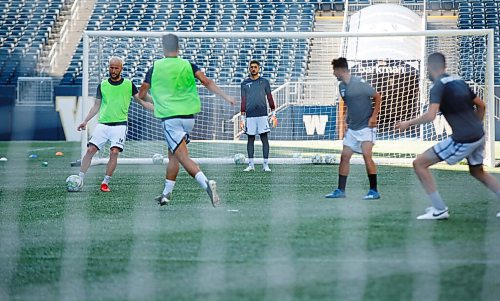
[240,60,278,172]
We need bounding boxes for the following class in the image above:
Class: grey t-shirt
[338,76,376,130]
[430,74,483,143]
[240,77,272,118]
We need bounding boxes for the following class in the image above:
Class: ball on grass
[311,154,323,164]
[234,153,246,165]
[66,175,82,192]
[324,155,336,165]
[152,153,164,165]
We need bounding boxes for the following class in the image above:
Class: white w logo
[303,115,328,135]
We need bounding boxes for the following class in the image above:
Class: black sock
[368,174,377,191]
[247,135,255,159]
[260,133,269,159]
[338,175,347,191]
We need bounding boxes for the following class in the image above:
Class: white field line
[406,176,440,301]
[0,142,28,301]
[196,187,228,299]
[263,172,298,301]
[58,202,89,301]
[481,193,500,299]
[126,194,161,300]
[332,195,369,300]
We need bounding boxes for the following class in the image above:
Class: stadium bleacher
[457,0,500,84]
[60,0,316,87]
[0,0,63,85]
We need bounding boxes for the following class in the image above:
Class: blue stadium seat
[60,0,319,87]
[1,0,65,85]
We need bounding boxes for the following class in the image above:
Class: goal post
[81,30,495,166]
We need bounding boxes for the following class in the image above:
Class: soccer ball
[311,154,323,164]
[152,153,164,165]
[324,155,337,165]
[234,153,246,165]
[66,175,82,192]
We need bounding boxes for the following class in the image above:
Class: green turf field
[1,141,499,301]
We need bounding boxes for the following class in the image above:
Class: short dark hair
[331,57,349,70]
[427,52,446,70]
[249,60,260,66]
[162,34,178,52]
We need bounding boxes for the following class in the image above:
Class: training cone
[55,151,64,156]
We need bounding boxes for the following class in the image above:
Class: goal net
[81,30,495,166]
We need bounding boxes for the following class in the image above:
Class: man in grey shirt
[325,57,382,200]
[396,52,500,220]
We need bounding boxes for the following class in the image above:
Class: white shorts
[343,127,377,154]
[88,123,127,151]
[162,118,195,153]
[245,116,270,136]
[433,136,485,166]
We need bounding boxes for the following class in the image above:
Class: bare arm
[395,103,440,131]
[138,82,151,102]
[368,91,381,128]
[472,96,485,121]
[195,70,236,105]
[133,90,154,112]
[77,98,101,131]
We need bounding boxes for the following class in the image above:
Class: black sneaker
[154,193,171,206]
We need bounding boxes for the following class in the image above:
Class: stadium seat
[0,0,65,85]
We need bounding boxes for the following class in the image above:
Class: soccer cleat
[263,165,271,172]
[243,165,255,172]
[100,183,110,192]
[363,189,380,200]
[416,206,449,220]
[325,188,346,198]
[496,212,500,218]
[206,180,220,207]
[154,193,171,206]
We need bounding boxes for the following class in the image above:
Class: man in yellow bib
[139,34,236,207]
[76,56,153,192]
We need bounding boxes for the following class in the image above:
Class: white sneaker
[243,165,255,172]
[263,165,271,172]
[417,206,449,220]
[206,180,220,207]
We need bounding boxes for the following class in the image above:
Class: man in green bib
[76,56,153,192]
[138,34,236,207]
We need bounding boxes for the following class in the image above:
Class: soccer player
[325,57,382,200]
[77,56,153,192]
[396,52,500,220]
[240,60,277,172]
[138,34,236,207]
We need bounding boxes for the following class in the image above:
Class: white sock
[263,158,269,165]
[163,179,175,196]
[248,158,254,166]
[102,175,111,185]
[78,171,85,181]
[195,171,208,190]
[429,191,446,211]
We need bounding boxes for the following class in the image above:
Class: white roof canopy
[346,4,424,61]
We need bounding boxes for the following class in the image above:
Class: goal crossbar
[81,29,495,167]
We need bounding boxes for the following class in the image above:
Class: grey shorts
[162,118,195,153]
[433,136,485,165]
